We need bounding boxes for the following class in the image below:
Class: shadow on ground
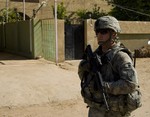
[0,52,29,60]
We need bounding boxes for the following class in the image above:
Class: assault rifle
[83,45,109,111]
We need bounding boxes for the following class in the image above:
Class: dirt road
[0,53,149,117]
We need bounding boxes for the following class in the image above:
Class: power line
[108,1,150,17]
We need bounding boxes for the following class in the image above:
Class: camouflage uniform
[78,16,139,117]
[78,42,138,117]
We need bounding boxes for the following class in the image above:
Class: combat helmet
[94,15,121,33]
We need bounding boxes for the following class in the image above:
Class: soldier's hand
[79,60,91,72]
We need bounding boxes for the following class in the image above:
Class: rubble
[135,45,150,58]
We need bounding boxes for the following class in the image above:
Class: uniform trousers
[88,107,130,117]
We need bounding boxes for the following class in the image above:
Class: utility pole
[6,0,9,22]
[54,0,58,64]
[23,0,26,20]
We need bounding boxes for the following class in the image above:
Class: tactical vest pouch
[84,98,102,108]
[126,89,142,112]
[108,89,142,114]
[108,95,126,112]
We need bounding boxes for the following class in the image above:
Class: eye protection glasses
[95,29,109,35]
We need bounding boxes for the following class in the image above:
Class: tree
[76,4,107,20]
[52,3,107,24]
[108,0,150,21]
[0,8,22,23]
[52,2,67,19]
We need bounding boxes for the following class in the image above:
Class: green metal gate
[41,19,56,61]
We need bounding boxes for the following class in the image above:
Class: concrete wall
[57,20,65,62]
[84,19,98,51]
[1,18,150,62]
[85,19,150,51]
[119,34,149,51]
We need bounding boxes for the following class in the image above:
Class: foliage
[52,3,107,24]
[91,4,107,19]
[52,2,67,19]
[0,8,22,23]
[76,4,107,20]
[76,9,89,19]
[107,0,150,21]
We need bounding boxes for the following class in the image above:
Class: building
[0,0,111,20]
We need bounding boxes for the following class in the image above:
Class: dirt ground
[0,52,150,117]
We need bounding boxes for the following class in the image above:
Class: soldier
[78,16,141,117]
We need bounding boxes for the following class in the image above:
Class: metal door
[65,24,84,60]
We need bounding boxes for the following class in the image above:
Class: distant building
[0,0,111,20]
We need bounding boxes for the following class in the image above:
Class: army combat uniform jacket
[78,42,139,117]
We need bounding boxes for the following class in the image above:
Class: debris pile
[136,45,150,58]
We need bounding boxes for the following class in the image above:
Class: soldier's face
[96,29,116,46]
[96,29,110,45]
